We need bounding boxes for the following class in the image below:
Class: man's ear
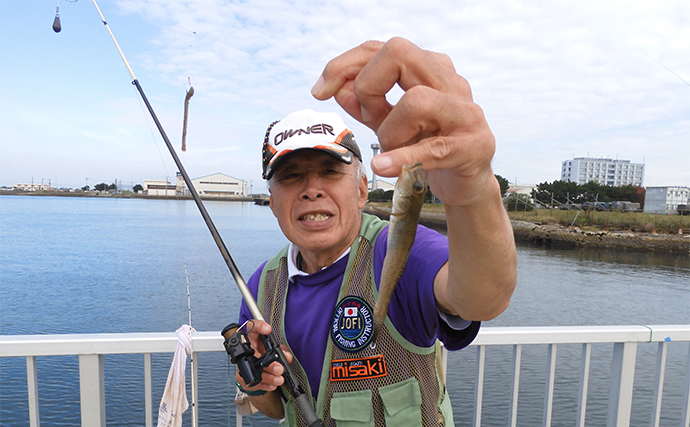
[268,188,276,216]
[358,174,368,209]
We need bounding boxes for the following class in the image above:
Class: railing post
[650,341,667,427]
[191,351,199,427]
[576,343,592,427]
[26,356,40,427]
[473,345,486,427]
[509,344,521,427]
[543,344,557,427]
[145,353,153,427]
[682,342,690,427]
[607,342,637,427]
[79,354,106,427]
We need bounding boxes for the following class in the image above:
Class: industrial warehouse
[143,172,248,198]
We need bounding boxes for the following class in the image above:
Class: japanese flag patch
[330,296,374,352]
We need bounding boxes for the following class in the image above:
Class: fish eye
[413,181,424,192]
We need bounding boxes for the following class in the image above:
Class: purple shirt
[239,223,480,397]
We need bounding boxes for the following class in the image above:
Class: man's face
[269,150,368,266]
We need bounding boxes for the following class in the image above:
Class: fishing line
[66,3,326,424]
[87,0,260,322]
[178,220,232,327]
[134,94,175,182]
[174,24,249,56]
[645,54,690,88]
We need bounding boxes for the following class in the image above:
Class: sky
[0,0,688,193]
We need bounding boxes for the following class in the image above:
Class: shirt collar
[286,242,351,282]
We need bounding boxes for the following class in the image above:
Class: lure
[182,81,194,152]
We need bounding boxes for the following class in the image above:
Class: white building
[506,184,537,200]
[561,157,644,187]
[145,173,248,198]
[190,172,248,198]
[12,183,51,191]
[368,179,395,192]
[143,179,176,196]
[643,186,690,214]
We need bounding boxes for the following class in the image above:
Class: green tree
[532,180,580,206]
[368,189,394,202]
[532,180,646,208]
[133,184,143,193]
[580,181,602,202]
[504,193,533,211]
[94,182,108,191]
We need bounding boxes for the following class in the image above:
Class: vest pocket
[378,377,423,427]
[330,389,374,427]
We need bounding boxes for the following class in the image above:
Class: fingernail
[311,75,324,97]
[372,155,393,174]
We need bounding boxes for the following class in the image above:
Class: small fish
[372,162,427,342]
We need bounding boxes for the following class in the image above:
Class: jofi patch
[330,296,374,352]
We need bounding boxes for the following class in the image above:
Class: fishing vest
[257,213,455,427]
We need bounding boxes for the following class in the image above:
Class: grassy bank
[366,202,688,235]
[507,209,687,235]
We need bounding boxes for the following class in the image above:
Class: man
[236,37,517,426]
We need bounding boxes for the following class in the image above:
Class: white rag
[157,325,195,427]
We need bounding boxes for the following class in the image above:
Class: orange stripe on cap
[334,129,351,145]
[313,144,348,154]
[269,148,293,166]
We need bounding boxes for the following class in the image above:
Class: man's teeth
[301,213,330,221]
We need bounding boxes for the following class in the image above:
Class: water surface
[1,195,687,426]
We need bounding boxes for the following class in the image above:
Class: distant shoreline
[4,192,688,253]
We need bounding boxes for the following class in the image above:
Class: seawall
[511,220,689,253]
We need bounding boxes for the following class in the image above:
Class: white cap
[262,109,362,180]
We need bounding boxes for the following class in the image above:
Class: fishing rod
[85,2,324,425]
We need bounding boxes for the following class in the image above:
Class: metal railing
[1,325,689,427]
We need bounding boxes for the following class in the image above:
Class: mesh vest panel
[262,259,313,427]
[260,232,447,426]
